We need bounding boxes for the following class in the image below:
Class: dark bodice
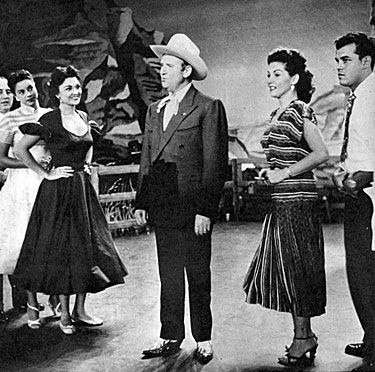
[20,109,92,170]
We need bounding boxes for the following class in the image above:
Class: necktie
[156,94,179,131]
[340,92,356,162]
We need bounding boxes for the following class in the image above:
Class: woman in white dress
[0,70,59,327]
[0,76,14,323]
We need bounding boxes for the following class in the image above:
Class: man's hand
[195,214,211,236]
[342,171,374,198]
[134,209,148,225]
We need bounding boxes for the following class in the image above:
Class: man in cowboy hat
[134,33,228,363]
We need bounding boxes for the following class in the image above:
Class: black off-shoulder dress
[13,109,128,295]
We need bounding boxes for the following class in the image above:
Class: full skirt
[14,171,128,295]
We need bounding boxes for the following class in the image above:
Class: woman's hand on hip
[45,166,74,180]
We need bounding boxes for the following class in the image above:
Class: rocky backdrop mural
[0,0,166,165]
[0,0,351,166]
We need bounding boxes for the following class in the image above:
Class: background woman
[0,75,14,323]
[13,65,127,334]
[0,71,57,324]
[243,48,329,368]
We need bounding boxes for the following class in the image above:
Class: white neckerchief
[157,83,191,131]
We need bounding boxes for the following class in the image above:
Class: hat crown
[150,33,208,80]
[166,33,201,58]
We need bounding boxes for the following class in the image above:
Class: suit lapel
[152,86,197,163]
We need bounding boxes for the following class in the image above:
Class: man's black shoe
[142,339,181,359]
[0,310,9,324]
[345,343,367,358]
[195,341,213,364]
[352,360,375,371]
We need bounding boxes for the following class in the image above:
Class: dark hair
[48,65,80,107]
[335,32,375,69]
[7,69,34,95]
[267,48,315,103]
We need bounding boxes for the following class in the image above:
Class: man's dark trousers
[155,226,212,342]
[345,191,375,359]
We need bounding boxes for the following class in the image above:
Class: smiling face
[57,77,82,107]
[160,54,191,93]
[14,78,38,108]
[0,78,13,114]
[267,61,297,100]
[335,43,366,91]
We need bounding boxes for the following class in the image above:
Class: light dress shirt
[345,72,375,173]
[161,83,191,131]
[344,72,375,249]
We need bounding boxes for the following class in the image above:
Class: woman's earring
[291,84,295,92]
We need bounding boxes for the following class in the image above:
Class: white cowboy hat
[150,33,208,81]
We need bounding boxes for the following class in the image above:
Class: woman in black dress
[13,65,127,334]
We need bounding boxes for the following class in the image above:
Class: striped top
[261,100,318,202]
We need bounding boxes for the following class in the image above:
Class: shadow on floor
[0,315,110,372]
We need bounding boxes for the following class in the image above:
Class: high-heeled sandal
[47,301,61,318]
[284,333,318,352]
[278,336,318,368]
[59,321,76,335]
[27,303,42,330]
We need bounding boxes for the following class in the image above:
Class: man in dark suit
[134,33,228,363]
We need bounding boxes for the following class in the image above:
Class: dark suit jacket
[135,85,228,228]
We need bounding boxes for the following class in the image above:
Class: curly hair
[335,32,375,69]
[267,48,315,103]
[48,65,80,107]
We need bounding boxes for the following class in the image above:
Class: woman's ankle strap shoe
[27,303,42,329]
[59,321,76,335]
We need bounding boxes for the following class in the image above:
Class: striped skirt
[243,199,326,317]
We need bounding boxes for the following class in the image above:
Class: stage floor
[0,221,363,372]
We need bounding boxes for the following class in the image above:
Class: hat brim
[150,45,208,81]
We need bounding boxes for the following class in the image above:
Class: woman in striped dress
[243,48,329,368]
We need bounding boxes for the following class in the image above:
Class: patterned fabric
[340,92,356,162]
[243,100,326,317]
[261,100,317,203]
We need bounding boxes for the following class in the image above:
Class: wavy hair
[48,65,80,107]
[335,32,375,69]
[267,48,315,103]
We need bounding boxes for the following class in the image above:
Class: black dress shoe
[195,341,213,364]
[346,343,367,358]
[0,310,9,324]
[142,339,181,359]
[352,360,375,371]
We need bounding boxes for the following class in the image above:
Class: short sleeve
[289,100,317,125]
[0,129,14,144]
[19,122,51,140]
[0,117,15,144]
